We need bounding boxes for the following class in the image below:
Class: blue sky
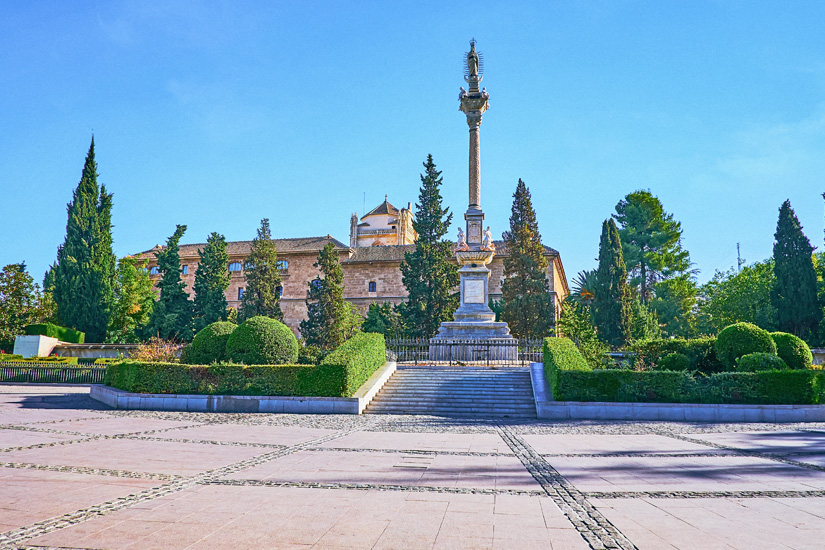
[2,0,824,287]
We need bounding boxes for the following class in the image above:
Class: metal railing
[0,363,107,384]
[386,338,543,367]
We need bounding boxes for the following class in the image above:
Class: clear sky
[2,0,824,287]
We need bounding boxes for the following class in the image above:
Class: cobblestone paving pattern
[3,385,825,549]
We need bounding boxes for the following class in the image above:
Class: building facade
[136,199,569,335]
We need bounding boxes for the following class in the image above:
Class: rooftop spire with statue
[430,39,516,362]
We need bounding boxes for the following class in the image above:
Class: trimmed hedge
[548,366,825,405]
[715,322,776,369]
[226,316,298,365]
[104,333,387,398]
[543,337,590,398]
[24,323,85,344]
[736,352,788,372]
[770,332,813,370]
[657,352,691,372]
[631,337,723,374]
[321,332,387,396]
[0,356,78,364]
[185,321,237,365]
[0,354,24,361]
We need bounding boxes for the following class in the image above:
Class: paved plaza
[1,385,825,549]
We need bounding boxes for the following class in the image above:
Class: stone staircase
[364,365,537,418]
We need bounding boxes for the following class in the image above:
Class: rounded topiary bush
[715,322,777,370]
[770,331,813,370]
[225,316,299,365]
[656,352,691,371]
[736,352,788,372]
[185,321,237,364]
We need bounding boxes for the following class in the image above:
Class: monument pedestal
[430,248,516,362]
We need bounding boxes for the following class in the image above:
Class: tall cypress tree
[53,138,116,342]
[300,242,359,349]
[772,200,821,339]
[400,155,459,338]
[593,219,632,347]
[500,179,554,339]
[192,232,230,332]
[239,219,282,322]
[142,225,194,341]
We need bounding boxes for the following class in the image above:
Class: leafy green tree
[650,274,697,338]
[52,138,116,342]
[300,242,360,349]
[697,261,776,335]
[192,232,230,332]
[613,190,691,303]
[142,225,194,342]
[362,302,403,339]
[0,263,46,352]
[500,179,554,339]
[772,199,821,339]
[629,296,661,341]
[592,219,632,347]
[239,219,283,322]
[107,257,156,343]
[400,155,459,337]
[555,298,609,368]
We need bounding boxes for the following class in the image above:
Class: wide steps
[365,366,537,418]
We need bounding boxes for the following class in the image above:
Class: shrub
[226,316,298,365]
[130,337,183,363]
[321,332,386,395]
[631,337,723,374]
[715,323,776,369]
[657,352,691,371]
[298,343,325,365]
[0,354,24,361]
[770,332,813,370]
[185,321,237,365]
[543,337,591,398]
[24,323,85,344]
[736,352,788,372]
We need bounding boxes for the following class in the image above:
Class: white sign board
[464,280,485,304]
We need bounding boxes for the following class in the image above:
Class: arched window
[228,262,242,272]
[368,281,377,293]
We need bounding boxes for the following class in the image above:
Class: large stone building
[136,198,569,334]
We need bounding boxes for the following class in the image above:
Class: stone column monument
[430,40,515,362]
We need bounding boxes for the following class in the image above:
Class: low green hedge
[104,333,387,397]
[550,367,825,404]
[321,332,386,396]
[0,356,78,364]
[543,337,590,398]
[24,323,85,344]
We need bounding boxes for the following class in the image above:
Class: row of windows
[149,260,289,276]
[238,287,283,300]
[148,268,378,294]
[230,260,289,272]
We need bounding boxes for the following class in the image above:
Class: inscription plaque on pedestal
[464,279,485,304]
[468,222,482,243]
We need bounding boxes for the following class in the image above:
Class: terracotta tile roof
[136,236,349,259]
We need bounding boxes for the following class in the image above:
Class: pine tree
[592,219,632,347]
[107,257,155,343]
[239,219,282,322]
[613,190,691,303]
[400,155,459,338]
[772,199,821,339]
[300,242,360,349]
[52,138,116,342]
[500,179,554,339]
[142,225,194,341]
[192,232,230,332]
